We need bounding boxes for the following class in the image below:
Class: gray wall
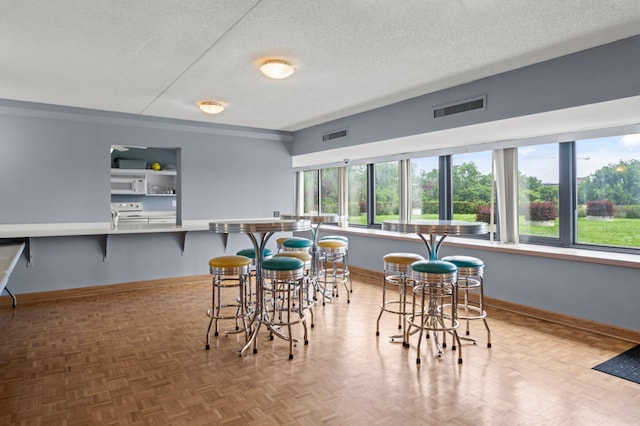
[1,100,294,293]
[293,35,640,157]
[0,100,294,224]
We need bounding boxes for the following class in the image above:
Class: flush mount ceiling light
[197,100,225,114]
[259,59,295,79]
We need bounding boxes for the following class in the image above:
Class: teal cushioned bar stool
[236,247,274,304]
[377,252,425,347]
[274,251,315,328]
[261,256,309,360]
[236,247,274,262]
[320,235,352,293]
[410,260,462,364]
[282,237,313,252]
[205,255,254,350]
[441,255,491,348]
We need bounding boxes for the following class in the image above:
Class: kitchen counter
[0,219,251,263]
[0,220,215,238]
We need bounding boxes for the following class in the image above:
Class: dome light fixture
[259,59,295,80]
[197,100,225,114]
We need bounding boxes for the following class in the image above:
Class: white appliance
[110,202,147,224]
[110,174,146,195]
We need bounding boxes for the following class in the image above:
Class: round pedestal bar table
[209,218,311,356]
[382,220,488,261]
[382,219,488,357]
[279,214,347,300]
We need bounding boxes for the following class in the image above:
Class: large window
[576,134,640,249]
[348,164,367,225]
[320,168,339,214]
[452,152,493,222]
[411,157,439,220]
[298,130,640,253]
[517,143,560,240]
[303,170,319,214]
[374,161,400,223]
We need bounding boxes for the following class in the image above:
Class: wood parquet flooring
[1,276,639,425]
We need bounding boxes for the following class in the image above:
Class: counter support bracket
[25,237,32,267]
[102,235,108,261]
[180,232,187,255]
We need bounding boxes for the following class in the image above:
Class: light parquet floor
[1,276,639,425]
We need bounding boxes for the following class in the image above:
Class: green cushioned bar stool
[236,247,274,303]
[274,251,315,328]
[320,235,352,293]
[261,256,309,360]
[410,260,462,365]
[441,255,491,348]
[377,252,425,347]
[236,248,274,263]
[282,237,313,253]
[316,239,350,305]
[205,255,254,350]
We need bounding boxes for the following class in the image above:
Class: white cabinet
[111,169,176,196]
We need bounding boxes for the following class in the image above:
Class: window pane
[320,168,338,214]
[576,134,640,249]
[374,161,399,223]
[452,152,493,222]
[411,157,439,219]
[303,170,318,214]
[518,143,559,238]
[347,164,367,225]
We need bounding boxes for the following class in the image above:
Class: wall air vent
[322,128,348,142]
[433,95,486,118]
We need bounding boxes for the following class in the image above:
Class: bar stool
[316,239,350,304]
[441,255,491,348]
[236,247,274,304]
[205,255,253,350]
[282,237,313,253]
[376,252,425,347]
[276,237,290,252]
[320,235,352,293]
[410,260,462,364]
[262,256,309,360]
[274,251,315,328]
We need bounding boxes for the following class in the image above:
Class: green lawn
[348,214,640,248]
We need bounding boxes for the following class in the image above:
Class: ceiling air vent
[322,129,348,142]
[433,95,486,118]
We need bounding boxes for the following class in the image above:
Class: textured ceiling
[2,0,640,132]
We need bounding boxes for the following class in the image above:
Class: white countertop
[0,218,276,238]
[0,221,206,238]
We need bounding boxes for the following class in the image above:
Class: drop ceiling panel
[1,0,640,131]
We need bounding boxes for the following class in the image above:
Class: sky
[412,133,640,184]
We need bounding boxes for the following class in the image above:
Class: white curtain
[493,148,519,244]
[294,171,304,214]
